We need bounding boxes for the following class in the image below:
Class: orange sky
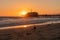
[0,0,60,16]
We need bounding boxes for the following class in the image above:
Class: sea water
[0,17,60,27]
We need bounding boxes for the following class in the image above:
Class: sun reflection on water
[0,25,30,30]
[23,25,28,28]
[0,21,60,30]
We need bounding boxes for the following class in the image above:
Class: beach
[0,22,60,40]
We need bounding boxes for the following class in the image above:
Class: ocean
[0,17,60,27]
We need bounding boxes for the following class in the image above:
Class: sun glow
[19,10,28,17]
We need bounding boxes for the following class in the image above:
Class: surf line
[0,21,60,30]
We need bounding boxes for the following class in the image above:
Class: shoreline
[0,22,60,40]
[0,21,60,29]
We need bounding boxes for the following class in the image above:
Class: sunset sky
[0,0,60,16]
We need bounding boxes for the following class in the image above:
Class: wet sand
[0,23,60,40]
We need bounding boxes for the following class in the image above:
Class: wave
[0,21,60,30]
[0,17,60,27]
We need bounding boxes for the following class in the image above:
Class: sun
[19,10,28,17]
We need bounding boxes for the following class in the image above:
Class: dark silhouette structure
[25,12,39,17]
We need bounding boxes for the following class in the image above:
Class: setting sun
[19,10,28,17]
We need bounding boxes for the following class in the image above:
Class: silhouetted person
[33,26,36,29]
[32,26,36,31]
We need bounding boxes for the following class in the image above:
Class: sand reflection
[0,21,60,30]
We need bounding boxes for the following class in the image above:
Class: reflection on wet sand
[0,21,60,40]
[0,21,60,30]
